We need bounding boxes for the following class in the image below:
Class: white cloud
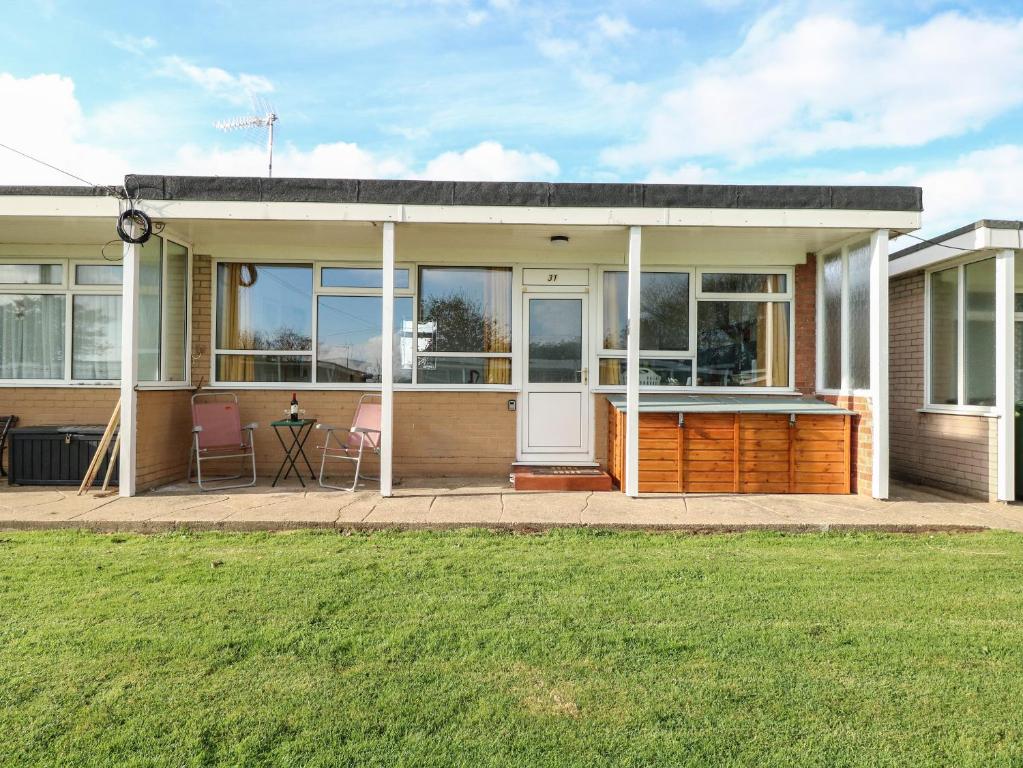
[0,72,557,185]
[106,33,157,55]
[421,140,559,180]
[644,163,720,184]
[594,14,635,40]
[465,9,488,26]
[603,11,1023,168]
[157,56,273,103]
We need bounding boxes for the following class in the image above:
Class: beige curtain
[603,272,624,349]
[218,264,255,381]
[483,269,511,384]
[600,358,622,386]
[756,302,789,387]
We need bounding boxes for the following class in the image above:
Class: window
[927,257,996,409]
[819,240,871,392]
[0,236,189,384]
[417,266,512,385]
[597,268,792,389]
[599,270,691,386]
[214,262,418,386]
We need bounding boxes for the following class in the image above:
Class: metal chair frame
[315,394,382,492]
[188,392,259,491]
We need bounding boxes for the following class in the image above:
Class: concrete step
[512,465,615,492]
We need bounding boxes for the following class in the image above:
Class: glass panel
[75,264,123,285]
[321,267,410,290]
[602,271,689,351]
[847,241,871,390]
[417,356,511,385]
[1016,321,1023,408]
[929,267,959,405]
[696,301,790,387]
[701,273,787,294]
[316,296,413,384]
[418,267,511,354]
[216,264,312,351]
[965,258,996,406]
[528,298,582,383]
[137,236,162,382]
[821,252,842,390]
[215,355,312,383]
[0,294,65,378]
[598,358,693,387]
[72,295,121,380]
[0,264,62,284]
[163,241,189,381]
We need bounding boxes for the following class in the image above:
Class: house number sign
[522,268,589,286]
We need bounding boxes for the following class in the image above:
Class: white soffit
[889,225,1023,277]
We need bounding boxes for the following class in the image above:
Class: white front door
[519,293,590,462]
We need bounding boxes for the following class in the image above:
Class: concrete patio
[2,478,1023,533]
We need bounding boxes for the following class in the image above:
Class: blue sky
[1,0,1022,235]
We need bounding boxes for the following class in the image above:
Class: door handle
[580,368,588,385]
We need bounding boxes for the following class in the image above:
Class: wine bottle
[290,392,299,422]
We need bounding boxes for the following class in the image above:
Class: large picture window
[417,266,512,385]
[819,240,871,392]
[927,257,996,409]
[597,268,792,389]
[0,236,189,385]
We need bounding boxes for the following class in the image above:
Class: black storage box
[8,426,119,487]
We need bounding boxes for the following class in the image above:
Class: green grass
[2,529,1023,767]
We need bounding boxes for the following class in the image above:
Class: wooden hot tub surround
[607,396,854,495]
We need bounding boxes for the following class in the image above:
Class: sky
[1,0,1022,237]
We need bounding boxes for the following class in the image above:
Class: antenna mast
[214,107,279,177]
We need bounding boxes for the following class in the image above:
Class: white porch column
[380,222,395,497]
[625,226,642,498]
[118,240,140,497]
[995,249,1015,501]
[869,228,889,499]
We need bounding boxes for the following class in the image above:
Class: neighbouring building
[889,220,1023,501]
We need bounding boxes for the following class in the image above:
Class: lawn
[2,529,1022,767]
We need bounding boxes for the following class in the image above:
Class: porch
[2,478,1021,533]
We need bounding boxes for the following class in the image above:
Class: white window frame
[922,253,998,415]
[210,260,518,391]
[592,265,796,394]
[414,264,516,390]
[0,236,192,388]
[816,240,871,396]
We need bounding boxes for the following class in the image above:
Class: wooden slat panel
[640,482,679,493]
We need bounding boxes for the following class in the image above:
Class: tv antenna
[215,97,279,177]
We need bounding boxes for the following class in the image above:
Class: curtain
[600,358,622,385]
[483,268,511,384]
[72,295,121,380]
[0,294,64,379]
[603,272,624,349]
[217,263,255,381]
[755,302,790,387]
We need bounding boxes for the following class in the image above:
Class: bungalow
[0,176,921,498]
[889,220,1023,501]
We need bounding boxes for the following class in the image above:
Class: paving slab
[361,495,438,524]
[500,492,587,524]
[582,493,688,527]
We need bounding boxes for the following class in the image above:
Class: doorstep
[511,465,614,492]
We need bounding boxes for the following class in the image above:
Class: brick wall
[1,388,119,429]
[135,389,193,491]
[794,254,817,394]
[889,271,998,500]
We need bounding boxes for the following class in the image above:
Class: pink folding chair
[188,392,259,491]
[315,394,382,492]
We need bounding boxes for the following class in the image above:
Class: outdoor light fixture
[550,235,570,245]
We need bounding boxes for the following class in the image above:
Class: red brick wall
[819,393,872,495]
[794,254,817,394]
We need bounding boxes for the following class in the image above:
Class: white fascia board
[140,199,921,230]
[0,196,120,217]
[889,226,1023,278]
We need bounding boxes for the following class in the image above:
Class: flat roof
[606,394,855,415]
[0,175,923,212]
[890,219,1023,261]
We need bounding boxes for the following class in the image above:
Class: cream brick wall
[889,271,998,500]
